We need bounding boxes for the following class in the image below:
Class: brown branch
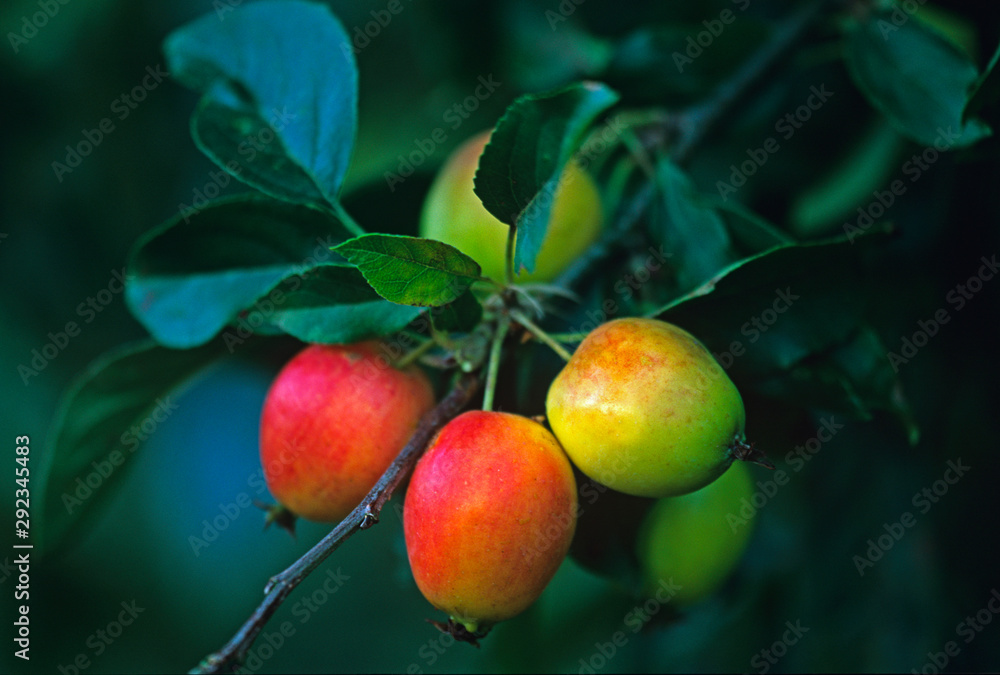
[190,371,482,674]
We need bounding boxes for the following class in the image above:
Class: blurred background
[2,0,999,672]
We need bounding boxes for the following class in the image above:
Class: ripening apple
[636,460,757,606]
[546,317,760,498]
[259,342,435,522]
[403,411,578,632]
[419,130,603,283]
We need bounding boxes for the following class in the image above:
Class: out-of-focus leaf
[37,340,227,554]
[126,195,350,349]
[845,7,991,147]
[430,290,485,333]
[262,264,423,344]
[164,0,358,206]
[652,159,736,293]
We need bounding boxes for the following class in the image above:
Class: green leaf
[126,195,351,349]
[333,234,483,307]
[430,289,484,333]
[474,81,619,275]
[36,340,227,554]
[845,7,991,148]
[755,327,919,443]
[655,227,892,379]
[164,0,358,206]
[262,264,423,344]
[651,159,736,293]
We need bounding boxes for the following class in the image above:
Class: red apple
[260,342,435,522]
[403,411,578,632]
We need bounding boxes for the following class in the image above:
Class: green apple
[546,317,759,498]
[419,130,603,283]
[636,460,757,606]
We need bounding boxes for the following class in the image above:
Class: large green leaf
[845,7,991,148]
[126,195,351,348]
[36,340,227,554]
[164,0,358,206]
[261,264,423,344]
[655,227,891,379]
[333,234,483,307]
[473,81,619,275]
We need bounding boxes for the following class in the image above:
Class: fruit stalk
[190,371,481,674]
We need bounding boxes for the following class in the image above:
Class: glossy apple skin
[403,411,578,632]
[546,317,745,498]
[418,130,603,283]
[260,342,435,522]
[636,460,756,606]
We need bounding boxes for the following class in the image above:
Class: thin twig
[190,372,482,674]
[671,0,837,167]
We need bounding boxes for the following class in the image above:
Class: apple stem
[511,309,573,362]
[730,439,776,469]
[482,317,510,412]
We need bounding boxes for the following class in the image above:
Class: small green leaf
[164,0,358,206]
[430,290,485,333]
[333,234,483,307]
[474,81,619,274]
[262,264,423,344]
[126,195,351,349]
[845,7,991,148]
[36,340,227,554]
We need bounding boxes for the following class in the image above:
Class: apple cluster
[256,135,765,637]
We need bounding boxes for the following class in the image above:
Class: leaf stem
[330,200,367,238]
[481,318,510,412]
[511,310,573,362]
[189,372,481,674]
[504,225,517,285]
